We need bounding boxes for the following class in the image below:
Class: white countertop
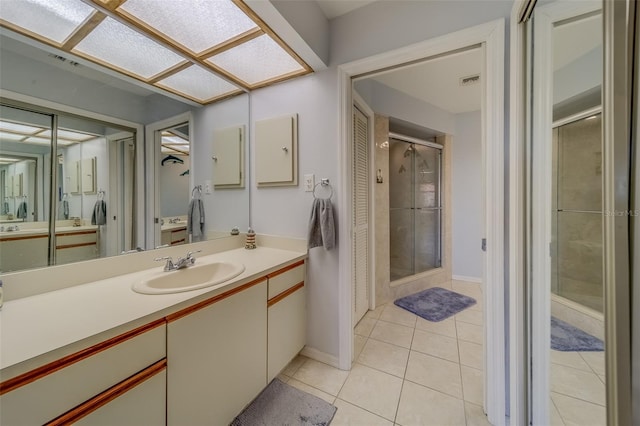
[0,246,306,372]
[0,225,98,239]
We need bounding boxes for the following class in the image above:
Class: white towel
[307,198,335,250]
[187,198,205,242]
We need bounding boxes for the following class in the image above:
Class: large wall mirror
[0,30,250,273]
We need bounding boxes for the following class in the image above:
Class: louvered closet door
[353,105,369,326]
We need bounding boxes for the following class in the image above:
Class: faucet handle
[186,250,202,258]
[154,256,173,262]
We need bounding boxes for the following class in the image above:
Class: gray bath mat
[394,287,476,322]
[230,379,337,426]
[551,316,604,351]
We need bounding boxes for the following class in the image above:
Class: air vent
[459,74,480,86]
[48,54,79,66]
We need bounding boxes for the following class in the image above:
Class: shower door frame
[388,132,444,281]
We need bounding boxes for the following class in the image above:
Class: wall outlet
[304,174,315,192]
[204,180,212,194]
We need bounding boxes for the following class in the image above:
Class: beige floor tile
[411,329,459,363]
[355,317,378,337]
[379,304,418,328]
[598,374,605,384]
[551,392,606,426]
[331,398,394,426]
[550,364,606,406]
[464,402,491,426]
[461,366,483,405]
[276,373,289,383]
[283,354,307,377]
[365,305,386,320]
[550,397,566,426]
[456,321,483,345]
[353,334,367,361]
[338,363,403,421]
[293,358,350,396]
[395,380,466,426]
[287,378,336,404]
[550,350,591,372]
[455,309,483,325]
[467,297,484,312]
[459,340,483,370]
[405,350,462,399]
[370,320,414,349]
[579,351,605,376]
[452,281,483,299]
[415,317,457,337]
[358,338,410,378]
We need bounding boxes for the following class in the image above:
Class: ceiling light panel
[156,65,240,102]
[162,136,188,144]
[73,17,186,79]
[117,0,259,55]
[206,34,304,85]
[0,131,26,141]
[22,136,74,145]
[38,129,96,141]
[0,0,94,44]
[0,121,43,135]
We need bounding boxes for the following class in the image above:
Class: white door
[353,105,369,326]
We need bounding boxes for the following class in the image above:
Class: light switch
[205,180,212,194]
[304,174,314,192]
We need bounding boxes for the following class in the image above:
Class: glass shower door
[414,143,442,274]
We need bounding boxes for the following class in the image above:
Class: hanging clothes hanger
[161,154,184,166]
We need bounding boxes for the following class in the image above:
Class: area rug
[551,316,604,351]
[230,379,337,426]
[394,287,477,322]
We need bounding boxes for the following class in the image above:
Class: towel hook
[313,179,333,200]
[192,185,202,198]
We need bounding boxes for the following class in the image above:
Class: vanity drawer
[267,260,305,299]
[0,321,166,425]
[56,231,97,246]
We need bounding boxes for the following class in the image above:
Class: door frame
[337,19,505,425]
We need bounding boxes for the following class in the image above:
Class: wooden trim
[146,61,192,84]
[198,27,263,59]
[267,259,305,279]
[60,11,107,51]
[170,228,186,234]
[56,242,96,250]
[0,20,64,49]
[267,281,304,307]
[46,359,167,426]
[170,239,185,245]
[166,277,267,322]
[57,230,97,237]
[0,319,166,395]
[249,69,313,91]
[90,0,127,12]
[0,234,48,242]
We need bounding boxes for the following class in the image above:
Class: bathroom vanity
[0,240,306,425]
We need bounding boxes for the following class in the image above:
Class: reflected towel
[187,198,205,242]
[3,201,9,215]
[63,200,69,219]
[91,200,107,225]
[307,198,335,250]
[16,201,27,219]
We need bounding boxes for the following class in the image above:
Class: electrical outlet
[204,180,212,194]
[304,174,314,192]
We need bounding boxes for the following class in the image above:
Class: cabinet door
[81,157,96,194]
[213,126,244,187]
[75,370,166,426]
[267,285,306,382]
[68,160,80,194]
[255,115,297,186]
[167,280,267,426]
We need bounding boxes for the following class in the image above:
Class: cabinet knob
[212,156,218,161]
[281,147,288,153]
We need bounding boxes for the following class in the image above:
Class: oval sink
[132,261,245,295]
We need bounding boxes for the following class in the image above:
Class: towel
[187,198,205,242]
[62,200,69,219]
[91,200,107,225]
[307,198,336,250]
[2,201,9,215]
[16,201,27,219]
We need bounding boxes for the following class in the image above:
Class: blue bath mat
[394,287,477,322]
[551,317,604,351]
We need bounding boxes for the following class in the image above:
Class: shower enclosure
[551,113,603,312]
[389,134,442,281]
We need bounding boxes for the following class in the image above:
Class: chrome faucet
[155,250,201,272]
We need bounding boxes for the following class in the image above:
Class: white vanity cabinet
[166,278,268,426]
[0,321,167,425]
[267,260,306,382]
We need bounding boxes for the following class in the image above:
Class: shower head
[403,145,414,157]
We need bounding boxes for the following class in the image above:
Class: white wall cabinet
[81,157,96,194]
[255,114,298,187]
[167,279,268,426]
[213,126,244,188]
[68,160,80,194]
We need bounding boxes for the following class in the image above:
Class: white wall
[192,94,250,235]
[250,69,340,358]
[452,111,483,279]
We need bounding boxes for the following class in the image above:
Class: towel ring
[313,182,333,200]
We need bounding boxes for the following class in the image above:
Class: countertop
[0,246,306,372]
[0,225,98,239]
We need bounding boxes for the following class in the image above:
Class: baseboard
[452,275,482,283]
[300,346,343,370]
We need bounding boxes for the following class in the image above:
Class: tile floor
[550,349,606,425]
[278,280,490,426]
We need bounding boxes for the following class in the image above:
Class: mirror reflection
[0,30,250,273]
